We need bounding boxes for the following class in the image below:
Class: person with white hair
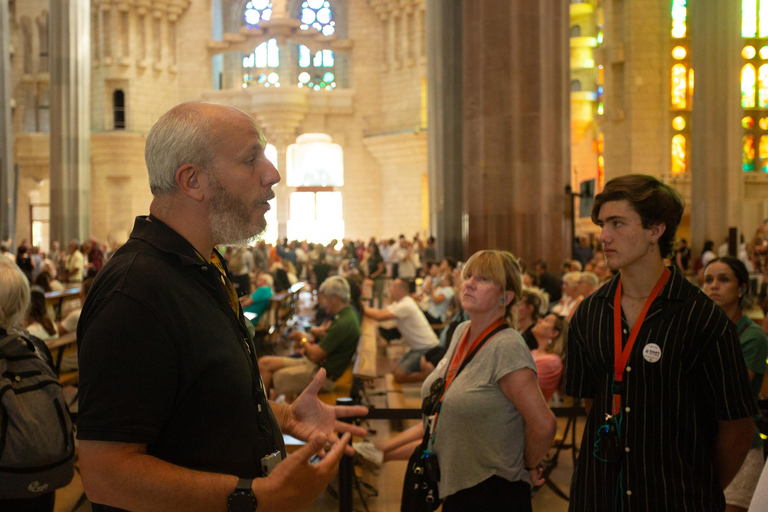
[552,271,581,318]
[239,272,274,323]
[258,275,361,398]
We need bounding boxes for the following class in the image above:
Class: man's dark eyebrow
[599,215,626,224]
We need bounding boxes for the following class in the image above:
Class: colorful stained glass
[744,135,756,171]
[672,116,686,130]
[744,0,758,37]
[244,1,272,29]
[761,46,768,59]
[597,102,604,115]
[743,46,757,59]
[672,135,687,174]
[743,64,757,108]
[760,136,768,172]
[672,0,687,38]
[300,0,335,35]
[762,0,768,37]
[672,46,687,60]
[688,68,694,103]
[760,65,768,107]
[672,64,687,109]
[760,117,768,130]
[743,116,756,129]
[745,136,756,171]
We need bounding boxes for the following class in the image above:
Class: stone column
[461,0,570,266]
[49,0,91,244]
[426,0,463,260]
[690,0,742,250]
[0,0,14,244]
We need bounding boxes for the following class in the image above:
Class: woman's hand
[527,466,545,487]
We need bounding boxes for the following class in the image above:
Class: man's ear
[650,222,667,244]
[175,164,205,202]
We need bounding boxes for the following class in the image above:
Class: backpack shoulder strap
[0,331,24,353]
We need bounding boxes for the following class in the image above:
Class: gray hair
[578,271,600,289]
[259,273,274,289]
[562,271,581,287]
[0,258,31,331]
[145,102,218,195]
[319,276,350,303]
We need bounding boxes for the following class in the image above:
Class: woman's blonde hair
[461,250,523,326]
[542,314,567,359]
[0,258,31,331]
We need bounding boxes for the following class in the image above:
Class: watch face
[229,491,256,512]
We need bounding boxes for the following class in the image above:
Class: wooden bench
[44,331,79,385]
[44,286,81,322]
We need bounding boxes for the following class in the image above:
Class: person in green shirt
[258,276,361,399]
[704,257,768,512]
[239,272,274,324]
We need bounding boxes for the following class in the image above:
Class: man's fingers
[293,433,328,463]
[334,405,369,419]
[314,432,351,471]
[335,420,368,438]
[302,368,327,398]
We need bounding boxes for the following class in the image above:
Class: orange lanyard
[612,267,670,414]
[443,319,506,397]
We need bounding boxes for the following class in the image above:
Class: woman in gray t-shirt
[421,250,557,511]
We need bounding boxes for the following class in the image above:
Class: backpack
[0,329,74,499]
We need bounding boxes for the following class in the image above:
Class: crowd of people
[2,102,768,512]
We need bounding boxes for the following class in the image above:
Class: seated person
[58,277,94,335]
[423,272,455,324]
[364,279,439,383]
[258,276,360,398]
[239,272,274,324]
[529,313,566,403]
[26,286,58,341]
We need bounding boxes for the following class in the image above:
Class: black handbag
[400,427,440,512]
[400,323,509,512]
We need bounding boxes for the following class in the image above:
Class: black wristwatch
[228,478,257,512]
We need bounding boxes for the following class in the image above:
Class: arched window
[243,2,279,87]
[297,1,336,89]
[672,0,687,38]
[671,134,687,174]
[744,134,756,171]
[113,90,125,130]
[743,63,757,107]
[671,64,688,109]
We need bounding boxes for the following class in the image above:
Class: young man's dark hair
[591,174,684,258]
[442,257,458,270]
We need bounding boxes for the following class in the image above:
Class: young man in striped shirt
[564,174,756,512]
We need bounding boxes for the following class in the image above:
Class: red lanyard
[443,318,506,398]
[612,267,670,414]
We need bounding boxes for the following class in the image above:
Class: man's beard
[208,176,272,248]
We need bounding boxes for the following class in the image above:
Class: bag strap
[0,331,24,353]
[453,323,509,381]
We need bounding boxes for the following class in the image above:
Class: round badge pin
[642,343,662,363]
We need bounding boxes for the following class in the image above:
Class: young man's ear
[650,223,667,245]
[175,164,205,202]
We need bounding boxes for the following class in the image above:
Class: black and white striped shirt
[565,266,756,512]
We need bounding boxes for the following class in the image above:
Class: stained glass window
[244,0,272,29]
[761,0,768,36]
[745,0,758,37]
[672,64,688,109]
[760,64,768,106]
[672,46,687,60]
[744,116,756,129]
[672,0,687,38]
[744,135,756,171]
[760,136,768,171]
[672,116,686,130]
[243,38,279,87]
[743,64,757,107]
[672,135,687,174]
[300,0,335,36]
[744,45,757,59]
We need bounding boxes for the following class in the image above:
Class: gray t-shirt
[421,321,536,498]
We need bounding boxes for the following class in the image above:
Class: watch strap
[236,478,253,492]
[228,478,257,512]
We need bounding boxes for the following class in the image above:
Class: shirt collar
[593,265,695,303]
[128,215,212,267]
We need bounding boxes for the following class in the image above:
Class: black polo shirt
[77,216,285,512]
[564,266,755,512]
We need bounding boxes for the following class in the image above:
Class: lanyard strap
[612,267,671,414]
[444,319,507,392]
